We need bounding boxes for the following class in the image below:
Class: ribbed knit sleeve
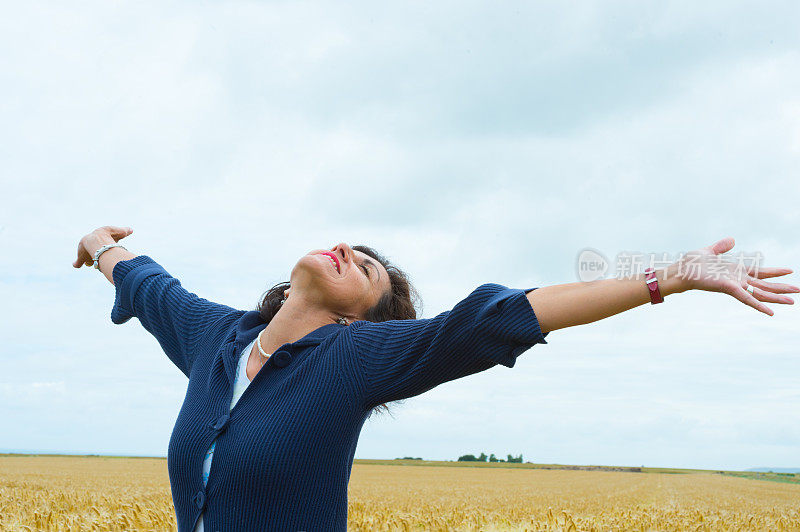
[347,283,549,409]
[110,255,239,377]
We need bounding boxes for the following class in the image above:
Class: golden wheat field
[1,455,799,531]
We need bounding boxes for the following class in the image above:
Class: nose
[331,243,351,264]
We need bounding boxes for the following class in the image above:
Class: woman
[73,225,797,531]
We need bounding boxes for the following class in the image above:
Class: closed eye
[360,264,370,277]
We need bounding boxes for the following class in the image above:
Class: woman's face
[289,243,392,321]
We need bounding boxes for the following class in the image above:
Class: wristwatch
[644,267,664,304]
[93,243,127,269]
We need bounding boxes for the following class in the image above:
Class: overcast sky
[1,1,798,471]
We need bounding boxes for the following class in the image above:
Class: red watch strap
[644,267,664,304]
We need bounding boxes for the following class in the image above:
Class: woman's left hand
[675,237,799,316]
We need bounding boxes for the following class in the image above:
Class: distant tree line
[457,452,523,463]
[394,456,423,460]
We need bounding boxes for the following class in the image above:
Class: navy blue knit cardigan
[110,255,549,531]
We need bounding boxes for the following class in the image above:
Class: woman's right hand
[73,226,134,268]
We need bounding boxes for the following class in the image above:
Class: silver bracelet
[93,243,128,270]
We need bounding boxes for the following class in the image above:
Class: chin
[291,258,337,293]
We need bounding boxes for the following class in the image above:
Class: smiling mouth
[319,252,340,273]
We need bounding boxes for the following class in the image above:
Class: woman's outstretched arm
[528,237,799,334]
[73,225,240,377]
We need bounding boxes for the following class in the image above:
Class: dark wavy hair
[255,245,421,419]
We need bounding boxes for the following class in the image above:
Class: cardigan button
[194,490,205,509]
[271,350,292,368]
[209,414,229,432]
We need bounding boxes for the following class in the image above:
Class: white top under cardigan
[195,336,259,532]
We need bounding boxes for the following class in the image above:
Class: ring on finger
[745,284,755,295]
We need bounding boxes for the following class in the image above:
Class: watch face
[94,245,112,267]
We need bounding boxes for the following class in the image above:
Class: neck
[256,296,348,355]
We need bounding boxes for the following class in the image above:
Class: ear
[284,288,291,298]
